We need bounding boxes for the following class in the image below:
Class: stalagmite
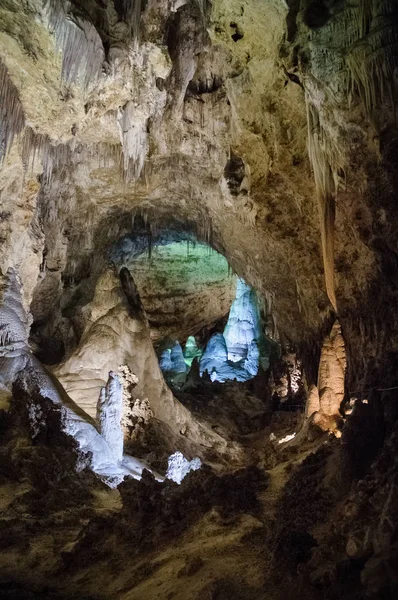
[310,321,346,433]
[317,320,346,418]
[305,384,320,419]
[0,269,154,487]
[223,279,262,364]
[183,336,202,367]
[199,279,263,383]
[200,333,228,381]
[98,372,124,463]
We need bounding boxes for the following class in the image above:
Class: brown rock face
[126,240,236,343]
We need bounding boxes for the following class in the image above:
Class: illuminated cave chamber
[134,240,269,386]
[124,238,238,384]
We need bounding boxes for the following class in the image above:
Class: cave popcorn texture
[200,279,262,382]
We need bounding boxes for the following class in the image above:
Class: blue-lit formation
[159,342,187,379]
[183,335,202,367]
[159,279,264,385]
[199,279,262,382]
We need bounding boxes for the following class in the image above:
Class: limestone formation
[316,319,346,427]
[0,267,154,487]
[305,384,320,419]
[53,264,241,463]
[199,278,263,382]
[98,371,124,463]
[166,451,202,485]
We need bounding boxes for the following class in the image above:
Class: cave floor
[0,440,317,600]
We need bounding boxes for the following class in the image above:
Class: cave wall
[286,0,398,392]
[126,240,236,343]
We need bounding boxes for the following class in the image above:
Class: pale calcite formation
[0,269,154,486]
[54,264,239,461]
[54,265,187,424]
[98,371,124,463]
[305,384,320,419]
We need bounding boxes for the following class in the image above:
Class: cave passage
[127,239,271,387]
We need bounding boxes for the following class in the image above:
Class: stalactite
[121,0,142,43]
[303,1,398,312]
[338,0,398,112]
[22,127,74,184]
[148,226,152,260]
[303,0,398,314]
[22,127,123,186]
[46,0,104,87]
[312,1,398,112]
[59,16,104,86]
[118,102,147,181]
[306,102,341,311]
[93,142,122,170]
[194,0,210,32]
[198,212,212,246]
[346,22,398,112]
[0,59,25,160]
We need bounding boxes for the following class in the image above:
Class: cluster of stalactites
[0,59,25,162]
[118,0,142,42]
[117,208,223,263]
[343,0,398,111]
[304,0,398,310]
[1,1,149,178]
[21,126,123,184]
[118,102,148,182]
[45,0,104,87]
